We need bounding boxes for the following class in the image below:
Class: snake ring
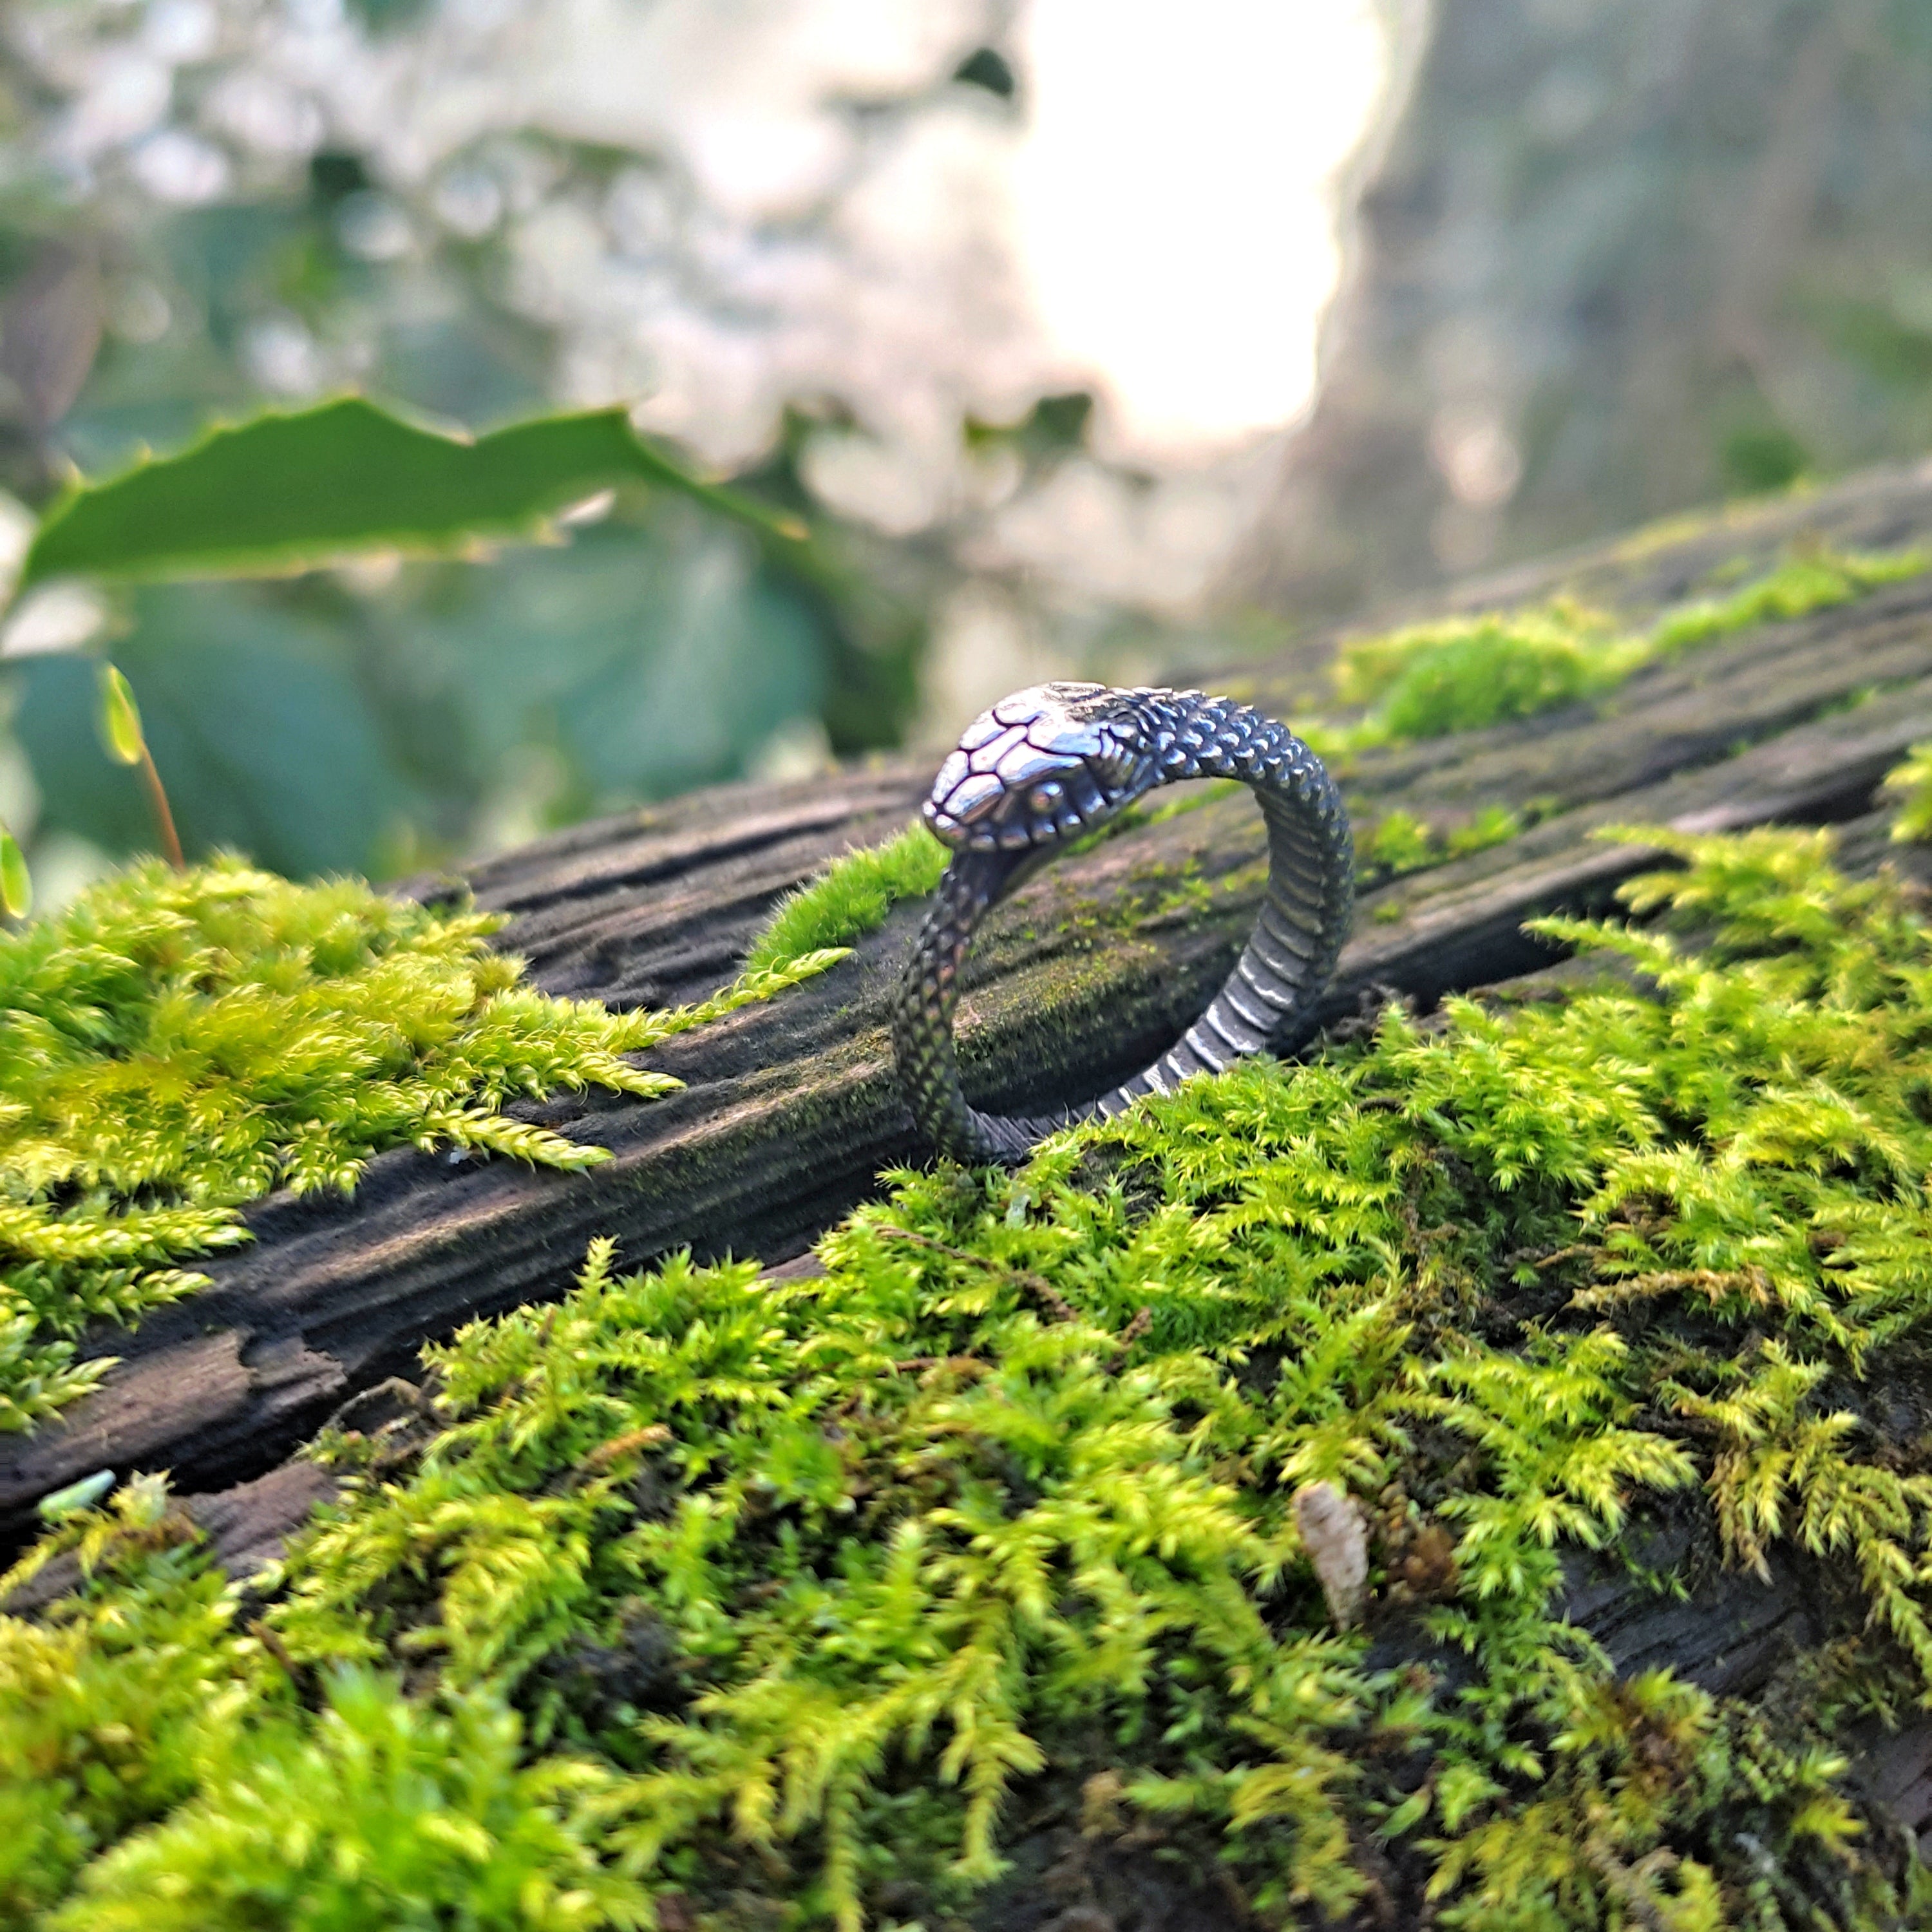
[893,681,1354,1162]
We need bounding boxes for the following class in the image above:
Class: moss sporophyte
[0,858,843,1433]
[14,819,1932,1926]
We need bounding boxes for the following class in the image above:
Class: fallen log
[19,795,1931,1921]
[17,454,1932,1918]
[7,466,1932,1542]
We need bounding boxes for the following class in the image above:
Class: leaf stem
[138,743,184,871]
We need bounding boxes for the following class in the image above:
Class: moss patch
[744,822,949,974]
[14,819,1932,1926]
[1358,802,1527,885]
[1336,598,1638,741]
[1883,741,1932,845]
[1647,544,1927,653]
[1338,544,1927,744]
[0,859,842,1434]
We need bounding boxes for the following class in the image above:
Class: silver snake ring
[893,681,1354,1162]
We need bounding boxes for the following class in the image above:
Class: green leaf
[20,396,808,591]
[0,828,29,919]
[99,663,145,766]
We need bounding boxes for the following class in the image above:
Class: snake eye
[1029,781,1064,814]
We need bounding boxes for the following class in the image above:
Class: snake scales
[893,681,1354,1162]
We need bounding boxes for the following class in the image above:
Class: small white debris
[1293,1480,1369,1629]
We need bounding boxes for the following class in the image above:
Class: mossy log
[12,471,1932,1861]
[8,467,1932,1543]
[15,464,1932,1916]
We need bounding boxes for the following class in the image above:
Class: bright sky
[1012,0,1390,457]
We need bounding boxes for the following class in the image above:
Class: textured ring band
[893,681,1354,1163]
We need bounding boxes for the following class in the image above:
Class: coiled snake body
[893,681,1353,1162]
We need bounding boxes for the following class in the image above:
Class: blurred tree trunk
[1232,0,1932,619]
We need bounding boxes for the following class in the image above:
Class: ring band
[893,682,1354,1162]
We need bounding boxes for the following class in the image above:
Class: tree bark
[1227,0,1932,618]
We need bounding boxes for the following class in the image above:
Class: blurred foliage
[15,507,846,877]
[1240,0,1932,616]
[22,397,806,588]
[0,65,942,888]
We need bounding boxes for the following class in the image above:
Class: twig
[250,1618,319,1708]
[1502,1243,1595,1273]
[1532,1244,1594,1271]
[581,1423,670,1471]
[877,1225,1078,1322]
[832,1354,990,1415]
[890,1354,989,1378]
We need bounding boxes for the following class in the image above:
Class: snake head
[924,682,1158,853]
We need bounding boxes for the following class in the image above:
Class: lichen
[0,858,842,1433]
[14,808,1932,1926]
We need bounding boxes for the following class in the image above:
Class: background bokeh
[1,0,1927,896]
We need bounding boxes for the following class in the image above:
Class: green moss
[1648,545,1928,653]
[1130,850,1217,924]
[17,809,1932,1925]
[1337,544,1928,746]
[1362,804,1525,884]
[0,1488,245,1920]
[1448,803,1527,856]
[1365,805,1439,875]
[743,821,949,974]
[1338,598,1638,741]
[56,1662,644,1932]
[1882,740,1932,845]
[742,796,1243,971]
[0,858,843,1434]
